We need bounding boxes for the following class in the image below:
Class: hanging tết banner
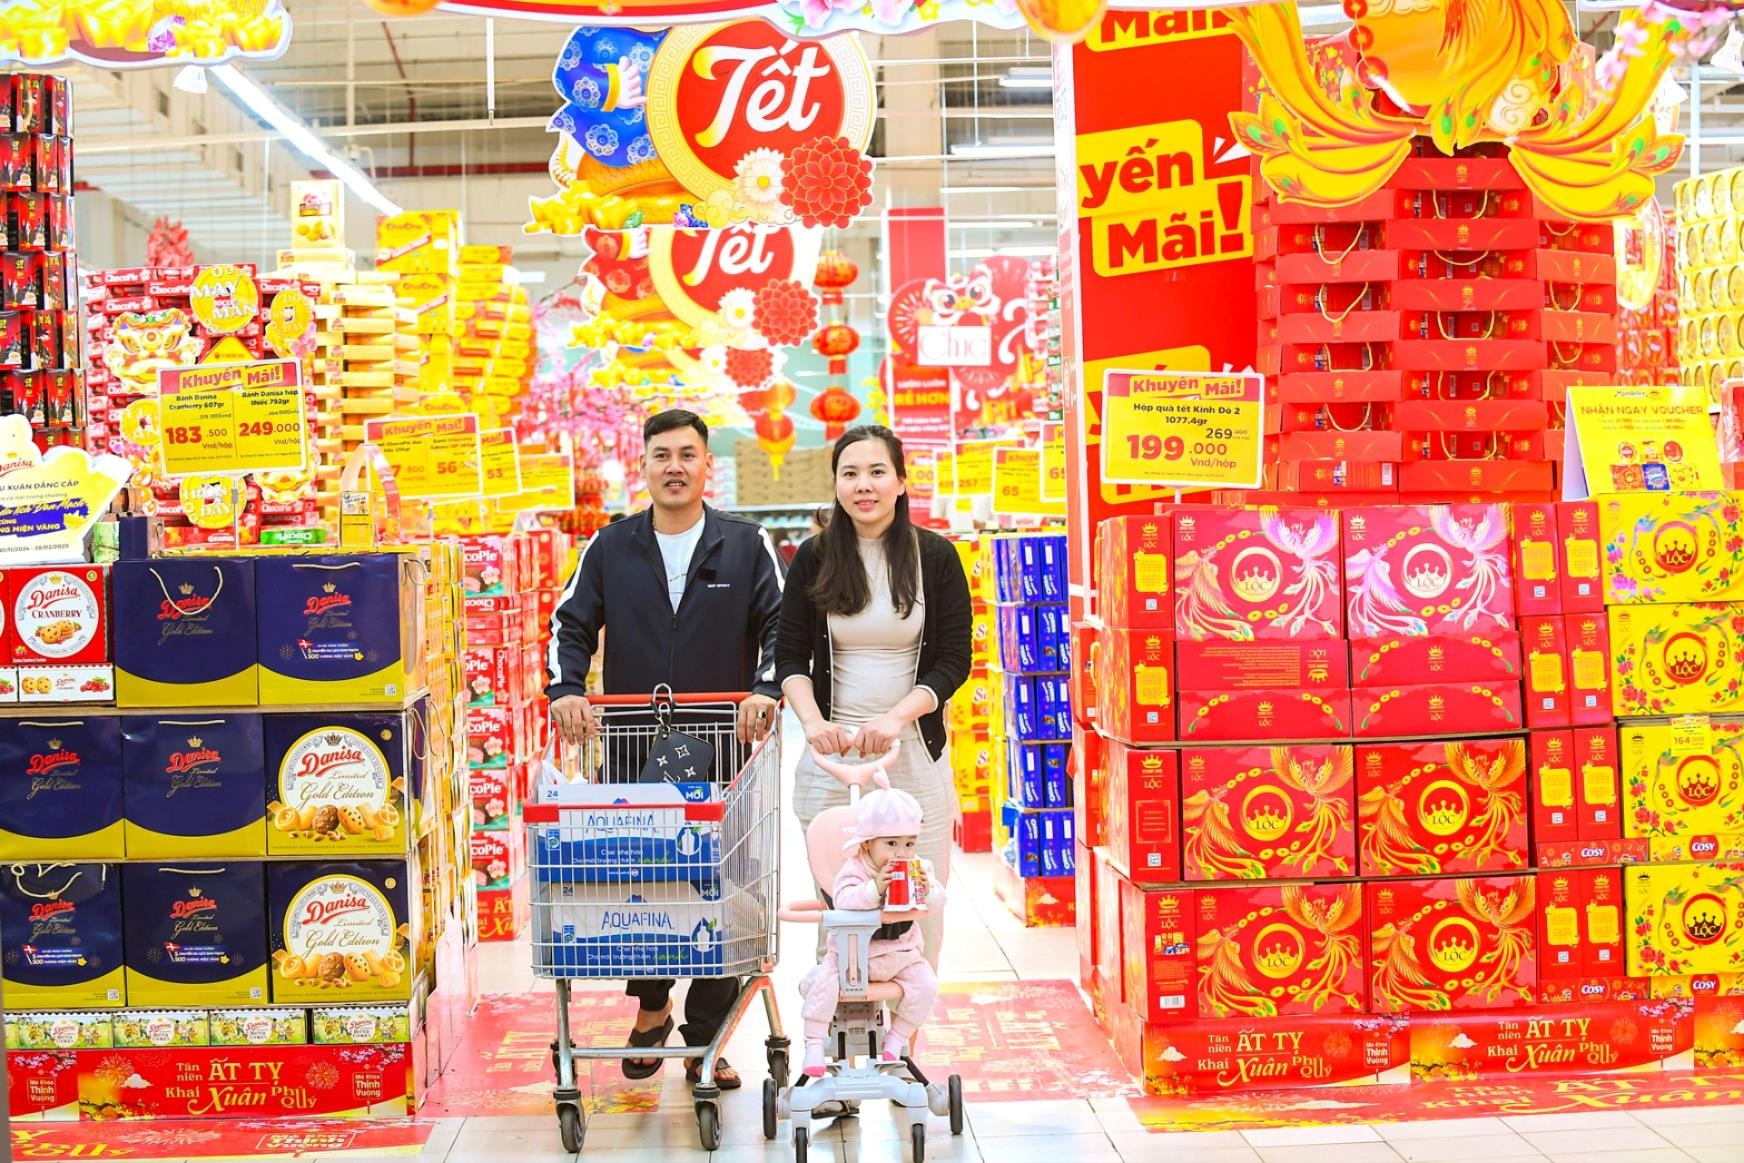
[440,0,1030,44]
[527,21,875,234]
[1563,385,1723,498]
[0,2,291,68]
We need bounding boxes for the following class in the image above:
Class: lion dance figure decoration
[1228,1,1693,222]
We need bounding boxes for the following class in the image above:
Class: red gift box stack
[463,530,574,941]
[0,75,82,455]
[81,263,325,547]
[1069,500,1690,1094]
[1250,147,1620,504]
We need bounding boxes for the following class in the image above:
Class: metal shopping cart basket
[524,688,787,1153]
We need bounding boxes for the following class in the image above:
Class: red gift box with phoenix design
[1193,883,1367,1020]
[1173,508,1342,640]
[1366,874,1538,1014]
[1356,738,1530,878]
[1343,505,1515,642]
[1180,745,1356,880]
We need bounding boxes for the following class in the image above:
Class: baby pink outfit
[800,852,944,1058]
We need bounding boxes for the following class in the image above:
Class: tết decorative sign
[0,415,131,564]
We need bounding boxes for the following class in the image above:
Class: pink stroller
[763,742,965,1162]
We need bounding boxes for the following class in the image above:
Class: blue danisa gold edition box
[112,557,259,707]
[255,553,426,706]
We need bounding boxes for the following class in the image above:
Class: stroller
[763,743,965,1162]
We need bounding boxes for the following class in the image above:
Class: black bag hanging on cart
[638,695,715,784]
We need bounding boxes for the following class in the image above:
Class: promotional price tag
[1041,425,1066,501]
[1100,370,1265,490]
[496,452,576,513]
[933,452,955,498]
[364,414,484,499]
[951,440,1002,497]
[480,428,522,498]
[156,360,307,478]
[1563,385,1723,499]
[993,448,1065,518]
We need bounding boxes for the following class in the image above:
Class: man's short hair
[644,409,709,445]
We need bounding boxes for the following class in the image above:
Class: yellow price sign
[157,360,306,478]
[909,449,937,491]
[933,452,955,497]
[190,263,260,336]
[496,452,576,513]
[364,414,483,499]
[951,441,1003,497]
[1100,370,1265,490]
[1563,385,1723,498]
[480,428,522,498]
[993,448,1066,518]
[1041,425,1067,501]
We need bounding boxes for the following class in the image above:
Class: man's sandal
[686,1056,741,1090]
[621,1016,673,1080]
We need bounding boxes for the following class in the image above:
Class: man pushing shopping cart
[544,408,787,1133]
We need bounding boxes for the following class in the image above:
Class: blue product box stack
[990,532,1075,881]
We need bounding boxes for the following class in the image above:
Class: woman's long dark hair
[808,425,920,618]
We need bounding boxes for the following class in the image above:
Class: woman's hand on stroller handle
[810,738,901,788]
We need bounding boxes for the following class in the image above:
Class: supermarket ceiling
[56,4,1744,291]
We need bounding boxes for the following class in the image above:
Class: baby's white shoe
[880,1034,907,1062]
[803,1041,827,1077]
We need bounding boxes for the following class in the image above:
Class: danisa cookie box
[267,861,415,1004]
[0,716,124,859]
[264,713,413,857]
[121,715,268,859]
[112,557,259,707]
[255,555,427,705]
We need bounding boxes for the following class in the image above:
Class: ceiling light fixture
[210,64,402,216]
[949,245,1058,259]
[999,66,1052,90]
[949,141,1053,160]
[172,66,208,95]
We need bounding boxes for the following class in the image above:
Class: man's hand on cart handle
[551,695,599,745]
[738,693,778,745]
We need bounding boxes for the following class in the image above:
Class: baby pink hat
[842,779,925,851]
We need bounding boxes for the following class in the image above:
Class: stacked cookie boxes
[0,564,115,703]
[0,549,476,1117]
[377,209,458,422]
[988,533,1075,920]
[1253,149,1616,503]
[451,246,535,429]
[1597,492,1744,998]
[1085,503,1554,1091]
[946,535,998,852]
[82,264,324,546]
[0,74,82,454]
[1674,168,1744,402]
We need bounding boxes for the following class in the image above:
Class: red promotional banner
[1055,9,1257,620]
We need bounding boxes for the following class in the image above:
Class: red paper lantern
[810,384,862,440]
[813,251,859,307]
[812,321,861,377]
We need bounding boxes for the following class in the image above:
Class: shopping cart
[524,689,787,1153]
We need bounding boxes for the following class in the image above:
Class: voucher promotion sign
[1100,370,1265,490]
[1563,385,1723,498]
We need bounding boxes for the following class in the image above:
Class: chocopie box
[113,558,259,706]
[122,714,266,858]
[267,860,414,1003]
[0,716,123,859]
[0,862,125,1008]
[264,713,411,856]
[256,554,426,705]
[9,565,110,666]
[122,862,268,1007]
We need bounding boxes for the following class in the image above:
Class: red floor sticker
[1131,1071,1744,1132]
[9,1119,431,1160]
[423,980,1132,1117]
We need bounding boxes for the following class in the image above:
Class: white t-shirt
[654,517,705,612]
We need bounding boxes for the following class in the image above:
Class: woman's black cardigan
[774,527,974,762]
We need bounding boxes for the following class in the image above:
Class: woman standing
[777,425,973,968]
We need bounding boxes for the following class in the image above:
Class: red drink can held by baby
[886,861,911,907]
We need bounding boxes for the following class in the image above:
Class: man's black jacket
[545,505,784,702]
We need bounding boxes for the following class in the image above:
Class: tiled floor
[138,717,1744,1161]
